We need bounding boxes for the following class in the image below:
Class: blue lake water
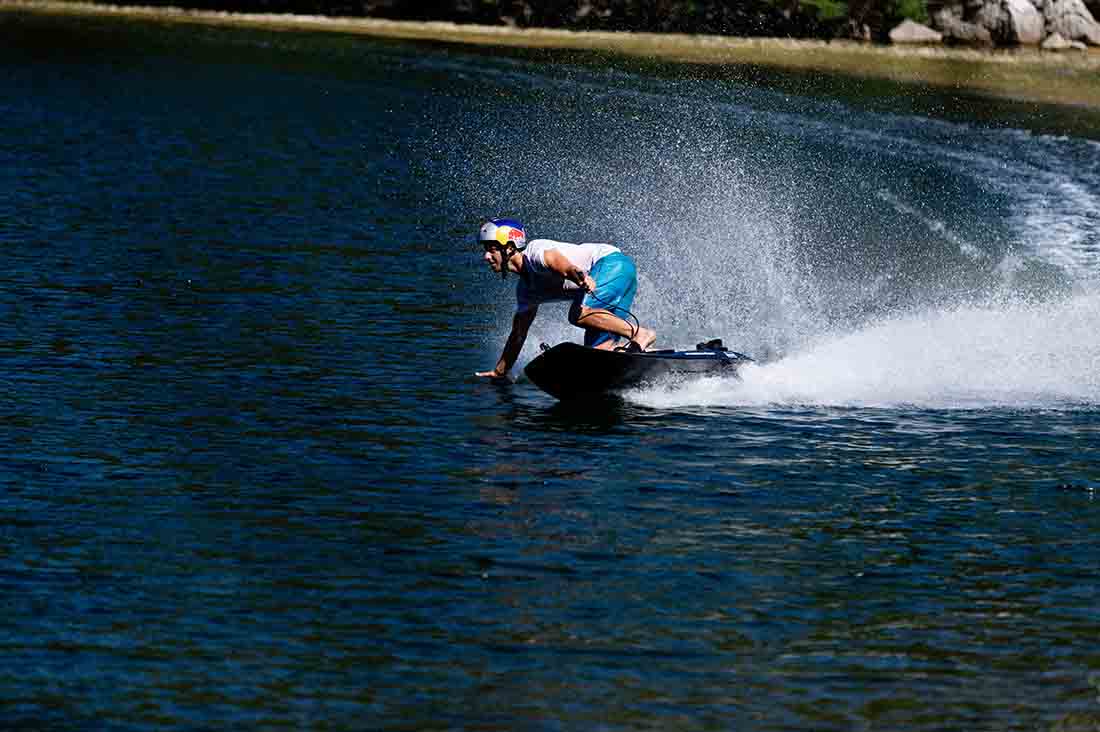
[2,11,1099,730]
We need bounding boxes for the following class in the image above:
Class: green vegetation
[799,0,931,24]
[893,0,930,23]
[796,0,851,22]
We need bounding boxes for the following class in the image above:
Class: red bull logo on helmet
[479,218,526,249]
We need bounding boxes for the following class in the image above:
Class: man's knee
[570,305,598,325]
[568,304,585,326]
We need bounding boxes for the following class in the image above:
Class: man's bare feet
[634,328,657,351]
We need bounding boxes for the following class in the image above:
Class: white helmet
[478,218,527,251]
[478,218,527,279]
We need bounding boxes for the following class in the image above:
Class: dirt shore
[4,0,1100,109]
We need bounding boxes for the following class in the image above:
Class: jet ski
[524,338,752,401]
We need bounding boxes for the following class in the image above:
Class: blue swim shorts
[575,251,637,348]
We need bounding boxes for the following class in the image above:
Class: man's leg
[576,254,656,350]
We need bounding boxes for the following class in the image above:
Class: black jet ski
[524,338,753,401]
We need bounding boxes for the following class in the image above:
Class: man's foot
[635,328,657,351]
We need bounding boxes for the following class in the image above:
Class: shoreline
[4,0,1100,110]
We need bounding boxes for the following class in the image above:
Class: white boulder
[890,18,944,43]
[1041,30,1074,46]
[1007,0,1047,42]
[1044,0,1100,45]
[974,0,1045,43]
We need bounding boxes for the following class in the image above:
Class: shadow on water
[419,39,1100,141]
[535,395,639,433]
[482,379,665,435]
[13,10,1096,140]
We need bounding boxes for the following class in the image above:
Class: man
[475,217,657,380]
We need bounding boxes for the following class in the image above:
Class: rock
[934,5,996,43]
[1006,0,1046,42]
[1041,30,1074,46]
[936,0,1042,43]
[1044,0,1100,44]
[975,0,1026,43]
[889,18,944,42]
[847,19,872,41]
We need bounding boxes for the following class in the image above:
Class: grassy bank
[4,0,1100,110]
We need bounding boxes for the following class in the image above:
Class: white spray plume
[630,294,1100,410]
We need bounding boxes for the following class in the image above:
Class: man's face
[482,242,505,273]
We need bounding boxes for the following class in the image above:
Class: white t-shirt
[515,239,620,313]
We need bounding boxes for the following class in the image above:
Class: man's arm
[543,249,595,292]
[476,307,538,379]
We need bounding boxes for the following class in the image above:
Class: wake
[629,293,1100,410]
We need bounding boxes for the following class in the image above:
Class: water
[2,11,1099,731]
